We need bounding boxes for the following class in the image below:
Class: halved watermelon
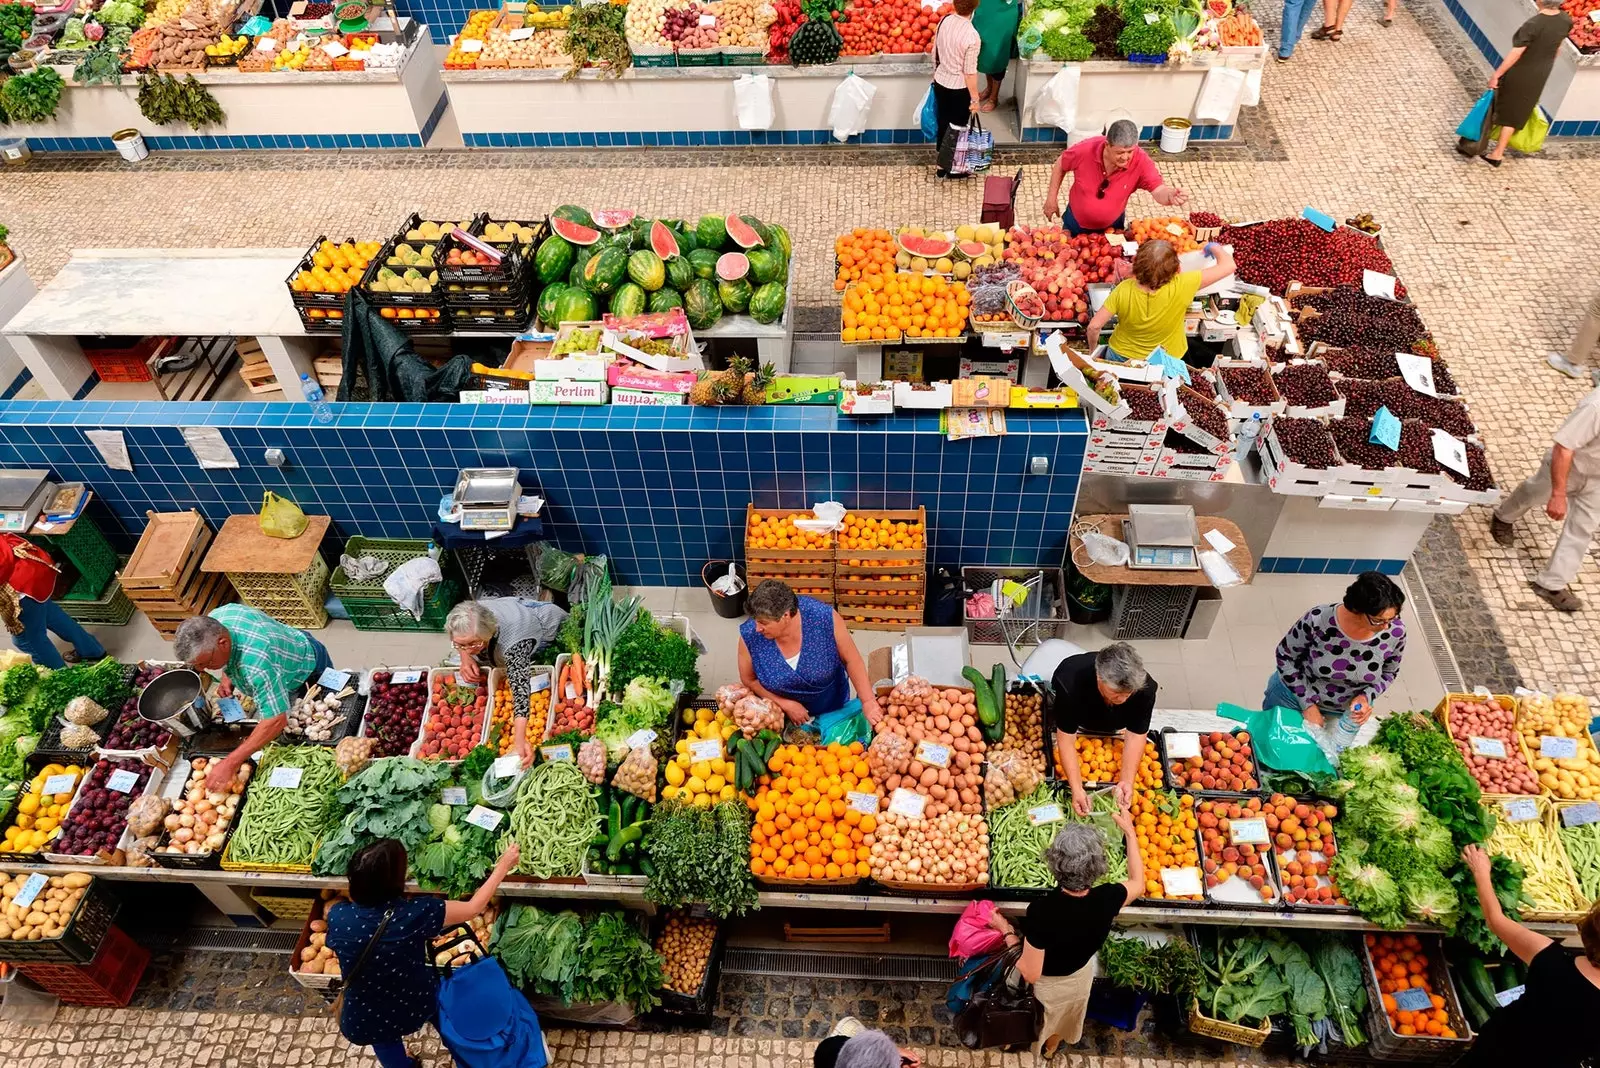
[897,232,957,259]
[550,217,601,246]
[592,209,636,231]
[716,252,749,282]
[955,241,989,260]
[724,214,764,249]
[551,204,593,227]
[650,219,680,261]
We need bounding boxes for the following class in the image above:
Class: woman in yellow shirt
[1084,239,1236,363]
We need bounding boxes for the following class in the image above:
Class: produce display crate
[16,924,147,1007]
[355,665,434,761]
[650,913,727,1025]
[1482,793,1587,922]
[225,552,331,629]
[330,537,464,631]
[451,302,534,333]
[437,228,533,284]
[294,305,347,334]
[1512,692,1600,798]
[443,276,531,305]
[834,508,926,630]
[284,675,365,746]
[341,583,462,632]
[57,578,135,627]
[43,759,167,868]
[1157,728,1261,798]
[251,889,319,922]
[119,511,236,639]
[329,537,452,598]
[0,875,119,965]
[408,667,493,764]
[961,565,1069,646]
[80,336,171,384]
[37,517,120,604]
[1188,998,1272,1048]
[1359,935,1472,1063]
[359,236,451,309]
[580,852,648,892]
[148,754,256,872]
[474,216,549,252]
[746,565,834,604]
[1196,808,1283,911]
[284,235,366,309]
[287,894,339,991]
[1434,693,1537,789]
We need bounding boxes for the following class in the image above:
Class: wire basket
[961,566,1068,646]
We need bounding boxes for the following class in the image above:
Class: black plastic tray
[1158,726,1265,798]
[359,236,448,308]
[150,753,258,871]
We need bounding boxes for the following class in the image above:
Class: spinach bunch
[495,906,584,996]
[0,68,64,123]
[608,613,700,696]
[643,800,756,917]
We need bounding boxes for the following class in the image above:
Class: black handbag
[955,985,1043,1050]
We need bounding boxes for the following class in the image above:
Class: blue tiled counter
[0,401,1086,586]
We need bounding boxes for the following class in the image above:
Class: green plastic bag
[1507,106,1550,155]
[1217,702,1334,776]
[258,491,308,539]
[816,699,872,748]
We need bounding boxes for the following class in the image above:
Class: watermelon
[593,209,636,231]
[647,288,684,313]
[897,232,956,258]
[568,258,587,287]
[683,278,723,331]
[716,252,749,283]
[551,204,594,228]
[627,249,667,291]
[581,246,628,296]
[650,220,680,261]
[665,255,695,292]
[694,214,727,251]
[630,217,655,246]
[739,215,774,248]
[770,223,792,259]
[610,282,647,318]
[537,282,568,328]
[955,240,988,260]
[675,227,700,255]
[550,216,600,245]
[553,287,598,325]
[534,234,575,285]
[745,248,782,286]
[749,281,785,325]
[687,248,720,280]
[717,278,753,315]
[725,214,764,249]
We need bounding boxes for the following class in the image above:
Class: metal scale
[0,470,56,533]
[452,468,521,532]
[1124,503,1200,571]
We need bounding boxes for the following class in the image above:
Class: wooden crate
[834,507,926,626]
[237,360,280,395]
[744,504,836,567]
[119,511,237,636]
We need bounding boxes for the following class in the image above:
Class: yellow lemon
[690,762,711,782]
[686,776,706,795]
[706,775,726,794]
[665,762,685,787]
[692,793,712,810]
[17,794,38,816]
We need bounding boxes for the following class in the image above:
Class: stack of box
[1157,384,1236,482]
[1083,383,1165,476]
[441,216,545,333]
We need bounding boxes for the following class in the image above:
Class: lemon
[662,785,680,800]
[2,827,17,842]
[686,775,706,795]
[33,816,55,834]
[705,775,726,793]
[665,762,685,787]
[15,814,32,830]
[720,785,737,801]
[17,794,38,816]
[690,761,711,782]
[692,793,712,810]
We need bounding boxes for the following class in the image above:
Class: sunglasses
[1095,177,1110,199]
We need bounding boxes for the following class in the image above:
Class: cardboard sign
[492,755,521,778]
[318,668,352,691]
[508,26,534,38]
[1146,348,1191,384]
[914,740,951,768]
[1229,818,1269,845]
[1431,429,1471,477]
[321,39,348,56]
[441,787,469,806]
[465,805,504,831]
[541,744,574,763]
[689,738,725,762]
[1369,405,1401,450]
[1470,736,1507,759]
[1164,732,1201,760]
[217,697,246,723]
[1361,270,1399,301]
[847,791,879,815]
[1027,803,1065,826]
[41,773,77,796]
[1562,802,1600,827]
[12,872,48,910]
[1301,207,1337,232]
[1502,798,1539,823]
[529,672,552,693]
[107,769,140,794]
[888,788,927,819]
[459,38,483,51]
[1541,735,1580,759]
[626,729,657,749]
[1160,866,1202,897]
[1396,352,1439,397]
[1393,986,1433,1012]
[268,766,303,789]
[391,670,422,685]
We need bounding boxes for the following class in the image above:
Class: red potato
[869,677,985,819]
[1448,697,1537,794]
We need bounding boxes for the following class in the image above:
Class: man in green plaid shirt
[175,603,333,789]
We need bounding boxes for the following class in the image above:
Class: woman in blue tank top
[738,580,883,725]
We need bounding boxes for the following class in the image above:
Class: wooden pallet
[783,922,891,944]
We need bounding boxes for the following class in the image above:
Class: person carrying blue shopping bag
[1474,0,1567,165]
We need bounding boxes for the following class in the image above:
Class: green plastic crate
[330,537,456,598]
[58,577,136,626]
[340,577,463,632]
[40,519,119,603]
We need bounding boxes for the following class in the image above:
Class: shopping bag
[955,988,1042,1050]
[1218,701,1335,776]
[947,946,1018,1015]
[436,943,549,1068]
[815,699,872,748]
[937,120,964,173]
[1455,89,1494,156]
[733,73,774,130]
[1029,66,1080,132]
[828,73,876,142]
[915,83,939,141]
[958,115,993,174]
[258,491,308,539]
[949,900,1006,960]
[1508,105,1550,154]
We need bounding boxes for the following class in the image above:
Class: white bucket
[1159,117,1192,154]
[0,137,29,165]
[1066,121,1100,146]
[111,128,148,162]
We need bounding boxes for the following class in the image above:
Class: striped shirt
[933,15,980,90]
[210,602,318,719]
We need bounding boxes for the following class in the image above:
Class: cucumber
[963,667,999,726]
[608,822,643,862]
[1460,956,1499,1010]
[607,799,622,843]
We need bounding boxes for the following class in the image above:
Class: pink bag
[949,899,1005,960]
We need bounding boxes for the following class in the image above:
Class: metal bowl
[137,669,206,738]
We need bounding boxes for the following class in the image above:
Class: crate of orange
[1123,216,1200,253]
[744,506,836,596]
[840,273,971,345]
[834,228,897,290]
[748,741,878,887]
[1362,932,1472,1059]
[835,508,926,630]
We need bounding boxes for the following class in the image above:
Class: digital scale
[0,470,56,533]
[1123,504,1200,571]
[452,468,521,532]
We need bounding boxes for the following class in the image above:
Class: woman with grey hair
[988,812,1144,1059]
[444,597,567,768]
[1477,0,1568,166]
[1050,643,1158,815]
[829,1028,919,1068]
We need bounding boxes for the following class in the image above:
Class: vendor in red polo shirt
[0,533,105,670]
[1041,119,1188,236]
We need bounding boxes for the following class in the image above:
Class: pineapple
[688,371,718,407]
[710,375,741,405]
[742,361,776,405]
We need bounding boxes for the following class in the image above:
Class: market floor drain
[723,949,955,982]
[138,926,300,954]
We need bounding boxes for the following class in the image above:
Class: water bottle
[1236,412,1263,457]
[1330,697,1368,753]
[300,373,333,424]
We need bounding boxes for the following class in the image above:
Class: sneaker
[1531,581,1583,613]
[1548,353,1589,380]
[1490,515,1516,546]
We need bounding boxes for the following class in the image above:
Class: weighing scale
[452,468,521,532]
[1123,504,1200,571]
[0,470,56,533]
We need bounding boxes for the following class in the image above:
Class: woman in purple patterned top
[1263,572,1407,745]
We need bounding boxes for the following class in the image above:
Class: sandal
[1309,24,1335,38]
[1327,28,1343,39]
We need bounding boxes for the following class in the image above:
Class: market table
[1070,513,1253,640]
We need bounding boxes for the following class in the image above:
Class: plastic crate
[57,579,135,626]
[0,875,120,964]
[39,521,120,603]
[229,553,331,628]
[80,337,169,383]
[651,913,726,1025]
[329,537,450,599]
[341,579,462,632]
[961,566,1069,646]
[251,889,319,921]
[17,924,147,1007]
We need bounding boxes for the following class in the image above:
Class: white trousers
[1495,449,1600,591]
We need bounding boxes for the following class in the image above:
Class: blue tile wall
[462,128,935,147]
[0,370,32,401]
[26,132,426,153]
[1259,557,1407,576]
[0,402,1087,588]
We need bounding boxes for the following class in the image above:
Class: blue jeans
[1263,671,1303,712]
[1063,204,1127,237]
[1279,0,1317,57]
[12,597,105,670]
[369,1041,413,1068]
[306,636,332,684]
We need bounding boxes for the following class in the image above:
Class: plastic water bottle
[1330,698,1368,753]
[301,373,333,424]
[1237,412,1263,457]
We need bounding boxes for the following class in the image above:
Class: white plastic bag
[1029,67,1080,133]
[1194,66,1247,122]
[1082,531,1130,567]
[734,73,774,130]
[794,501,847,533]
[829,73,876,142]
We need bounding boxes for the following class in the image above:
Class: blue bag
[947,946,1018,1016]
[1456,90,1493,140]
[816,698,871,747]
[437,953,549,1068]
[918,85,939,142]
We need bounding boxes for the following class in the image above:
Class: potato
[62,873,90,889]
[300,958,323,974]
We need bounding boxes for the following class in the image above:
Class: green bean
[227,746,343,867]
[990,783,1126,889]
[1560,819,1600,903]
[507,760,600,879]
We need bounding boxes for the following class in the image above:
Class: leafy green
[1331,850,1404,928]
[136,73,224,129]
[1451,854,1529,954]
[644,800,756,917]
[0,68,64,123]
[1098,935,1149,989]
[1305,932,1367,1047]
[1195,928,1289,1024]
[1115,0,1175,56]
[1098,934,1201,1001]
[1042,27,1096,61]
[621,676,675,722]
[495,906,584,996]
[96,0,144,26]
[1401,868,1460,927]
[311,757,454,875]
[1339,745,1405,784]
[608,613,700,696]
[1267,937,1324,1048]
[571,911,665,1011]
[72,45,126,89]
[0,712,35,781]
[492,906,663,1011]
[0,664,36,710]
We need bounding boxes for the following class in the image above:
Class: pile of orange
[1124,216,1199,253]
[833,228,897,290]
[1056,734,1163,789]
[747,512,832,550]
[1370,934,1456,1038]
[1130,789,1201,900]
[840,514,924,551]
[290,240,381,294]
[842,272,970,343]
[748,742,879,880]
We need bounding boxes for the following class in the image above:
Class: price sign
[268,766,303,789]
[626,729,657,749]
[888,788,927,819]
[1142,10,1159,21]
[41,773,77,796]
[1229,818,1269,845]
[1470,736,1508,759]
[1396,352,1439,397]
[12,872,48,910]
[1495,984,1525,1006]
[1562,802,1600,828]
[107,769,140,794]
[529,672,551,693]
[1121,241,1138,257]
[441,787,469,806]
[1369,405,1401,450]
[1541,735,1580,759]
[1431,429,1471,477]
[391,670,422,685]
[1393,986,1433,1012]
[492,755,521,778]
[541,744,574,763]
[689,738,725,762]
[847,791,879,815]
[318,668,351,691]
[321,39,349,56]
[459,38,483,52]
[1503,798,1539,823]
[1165,732,1201,760]
[1027,803,1065,826]
[1160,866,1202,897]
[465,805,504,831]
[256,36,277,50]
[217,697,245,723]
[1361,269,1399,301]
[698,12,715,24]
[508,26,534,38]
[914,740,950,768]
[1300,206,1337,232]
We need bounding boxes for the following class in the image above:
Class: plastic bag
[530,542,578,592]
[732,693,783,738]
[1456,90,1494,140]
[1508,106,1550,155]
[259,491,309,539]
[1218,701,1335,776]
[1194,66,1246,122]
[915,83,938,141]
[829,73,876,142]
[577,737,608,784]
[63,696,108,726]
[949,899,1006,960]
[1082,530,1130,567]
[480,762,525,807]
[867,729,912,778]
[335,735,374,779]
[734,73,774,130]
[126,792,170,838]
[984,762,1016,809]
[568,554,610,605]
[612,745,658,801]
[816,699,871,748]
[988,748,1040,797]
[1030,66,1080,132]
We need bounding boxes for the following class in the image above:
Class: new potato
[1519,692,1600,800]
[0,871,92,941]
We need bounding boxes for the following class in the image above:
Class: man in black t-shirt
[1050,643,1158,816]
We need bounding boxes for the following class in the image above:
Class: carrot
[570,651,586,687]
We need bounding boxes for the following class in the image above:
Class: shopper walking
[1277,0,1319,59]
[1265,572,1406,753]
[1050,643,1158,814]
[815,1028,920,1068]
[1307,0,1352,41]
[328,837,520,1068]
[1479,0,1567,165]
[1455,845,1600,1067]
[444,598,568,768]
[1491,384,1600,612]
[971,0,1018,113]
[1042,120,1188,235]
[930,0,982,179]
[1081,239,1236,362]
[1548,288,1600,384]
[0,533,104,670]
[987,814,1144,1059]
[738,579,883,726]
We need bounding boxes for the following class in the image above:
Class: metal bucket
[137,669,209,739]
[1159,117,1192,154]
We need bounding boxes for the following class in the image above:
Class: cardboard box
[601,326,702,374]
[1008,386,1077,409]
[527,379,607,405]
[959,357,1022,381]
[1086,446,1150,466]
[1318,494,1396,512]
[534,356,608,381]
[605,365,696,394]
[1212,359,1287,420]
[459,389,531,404]
[1156,464,1231,482]
[951,376,1012,408]
[1271,359,1346,419]
[766,375,841,404]
[893,381,952,409]
[1390,497,1469,515]
[839,381,895,416]
[865,627,971,691]
[610,387,684,406]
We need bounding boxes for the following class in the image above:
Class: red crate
[80,337,173,383]
[18,924,148,1007]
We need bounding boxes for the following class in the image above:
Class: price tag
[541,744,574,763]
[107,769,140,794]
[1470,736,1508,759]
[914,740,950,768]
[1142,10,1159,21]
[626,729,657,749]
[256,36,277,50]
[318,668,351,691]
[459,37,483,51]
[1393,986,1433,1012]
[465,805,503,831]
[1203,529,1237,554]
[1396,352,1439,397]
[1229,817,1269,845]
[1431,429,1471,477]
[846,790,879,815]
[1027,803,1065,826]
[268,766,303,789]
[1562,802,1600,827]
[698,12,715,24]
[1165,732,1201,760]
[1541,735,1580,759]
[689,738,725,762]
[441,787,469,806]
[1369,405,1401,450]
[217,697,245,723]
[529,672,551,693]
[492,754,521,778]
[1503,798,1539,823]
[1361,269,1399,301]
[321,39,348,56]
[888,788,927,819]
[391,670,422,685]
[1160,866,1202,897]
[12,872,48,910]
[1591,8,1600,21]
[1121,241,1138,257]
[41,773,77,796]
[508,26,534,38]
[1301,206,1337,232]
[1495,984,1525,1006]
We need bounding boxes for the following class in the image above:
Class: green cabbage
[1402,869,1460,927]
[1331,852,1403,928]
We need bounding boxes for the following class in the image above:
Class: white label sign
[107,769,139,794]
[1432,429,1471,477]
[626,729,657,749]
[540,744,574,763]
[887,788,927,819]
[459,37,483,51]
[1393,986,1433,1012]
[41,774,77,796]
[1361,269,1398,301]
[1165,733,1201,760]
[492,755,521,778]
[321,39,348,56]
[1562,802,1600,827]
[1503,798,1539,823]
[508,26,534,38]
[268,766,303,789]
[391,670,422,685]
[255,36,277,51]
[914,740,950,768]
[1229,818,1269,845]
[529,672,551,693]
[846,790,879,815]
[1496,984,1525,1006]
[318,668,352,691]
[1541,735,1579,759]
[465,805,504,831]
[441,787,469,805]
[1203,529,1237,554]
[13,872,48,910]
[689,738,725,762]
[1396,352,1439,397]
[1028,803,1065,826]
[1470,736,1508,759]
[1160,866,1202,897]
[698,12,715,24]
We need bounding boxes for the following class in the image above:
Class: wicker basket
[252,889,319,922]
[1188,998,1272,1047]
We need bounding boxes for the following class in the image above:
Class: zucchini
[608,822,643,862]
[1460,956,1499,1010]
[963,667,999,726]
[607,799,622,843]
[639,857,656,877]
[1497,957,1526,990]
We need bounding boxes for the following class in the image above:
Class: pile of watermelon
[533,206,791,332]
